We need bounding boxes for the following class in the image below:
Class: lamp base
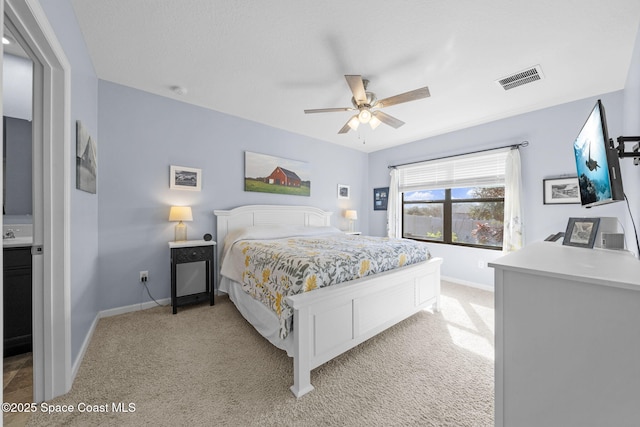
[175,221,187,241]
[348,220,355,233]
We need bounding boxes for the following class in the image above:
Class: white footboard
[286,257,443,397]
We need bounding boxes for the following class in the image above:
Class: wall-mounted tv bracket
[614,136,640,165]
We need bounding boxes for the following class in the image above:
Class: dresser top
[489,242,640,291]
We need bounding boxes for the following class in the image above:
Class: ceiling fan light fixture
[306,75,430,134]
[358,109,372,124]
[369,115,381,130]
[347,115,360,131]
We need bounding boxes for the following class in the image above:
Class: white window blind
[397,148,510,192]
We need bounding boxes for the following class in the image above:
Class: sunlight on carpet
[446,324,494,360]
[441,292,495,360]
[471,302,495,335]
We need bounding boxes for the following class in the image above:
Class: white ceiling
[70,0,640,153]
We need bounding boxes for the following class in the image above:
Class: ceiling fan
[304,75,430,134]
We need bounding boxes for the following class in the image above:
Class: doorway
[2,0,71,405]
[2,25,34,424]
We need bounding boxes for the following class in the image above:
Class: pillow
[221,224,342,263]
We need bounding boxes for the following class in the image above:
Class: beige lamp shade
[345,210,358,220]
[169,206,193,222]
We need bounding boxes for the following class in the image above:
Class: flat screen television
[573,100,624,208]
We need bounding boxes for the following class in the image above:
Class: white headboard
[213,204,333,254]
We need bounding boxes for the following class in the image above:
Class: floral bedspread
[221,227,431,339]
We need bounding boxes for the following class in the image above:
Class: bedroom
[2,0,640,424]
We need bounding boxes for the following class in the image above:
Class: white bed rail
[287,257,443,397]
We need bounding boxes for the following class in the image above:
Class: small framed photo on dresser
[562,217,600,248]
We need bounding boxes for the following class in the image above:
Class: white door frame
[3,0,71,402]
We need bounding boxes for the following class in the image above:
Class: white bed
[214,205,443,397]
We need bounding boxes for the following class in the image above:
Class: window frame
[402,187,505,250]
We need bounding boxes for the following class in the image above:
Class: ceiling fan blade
[373,110,405,129]
[304,107,354,114]
[376,86,430,108]
[345,75,367,106]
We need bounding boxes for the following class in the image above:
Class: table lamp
[345,210,358,233]
[169,206,193,241]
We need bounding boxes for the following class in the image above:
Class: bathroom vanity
[3,223,33,356]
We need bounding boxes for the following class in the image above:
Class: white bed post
[290,305,314,397]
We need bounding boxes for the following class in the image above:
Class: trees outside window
[402,186,504,249]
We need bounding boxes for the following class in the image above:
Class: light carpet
[27,281,494,426]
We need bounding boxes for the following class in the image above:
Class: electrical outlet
[139,271,149,283]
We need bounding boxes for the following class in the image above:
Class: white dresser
[490,242,640,427]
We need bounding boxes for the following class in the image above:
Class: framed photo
[244,151,310,196]
[373,187,389,211]
[543,177,580,204]
[170,165,201,191]
[562,217,600,248]
[76,120,97,194]
[337,184,350,199]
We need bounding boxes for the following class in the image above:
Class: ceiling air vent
[496,65,544,90]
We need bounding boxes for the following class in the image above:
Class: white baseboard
[441,275,494,292]
[71,313,99,383]
[99,298,171,319]
[70,298,171,382]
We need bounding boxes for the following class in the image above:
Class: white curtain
[387,168,401,238]
[503,149,524,252]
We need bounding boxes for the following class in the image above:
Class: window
[395,148,510,250]
[402,186,504,249]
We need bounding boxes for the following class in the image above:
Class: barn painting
[245,151,311,196]
[266,167,301,187]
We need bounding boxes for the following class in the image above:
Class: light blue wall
[39,0,100,362]
[368,91,632,287]
[97,81,368,310]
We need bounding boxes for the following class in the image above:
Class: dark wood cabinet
[3,247,32,357]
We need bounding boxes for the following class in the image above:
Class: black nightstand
[168,240,216,314]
